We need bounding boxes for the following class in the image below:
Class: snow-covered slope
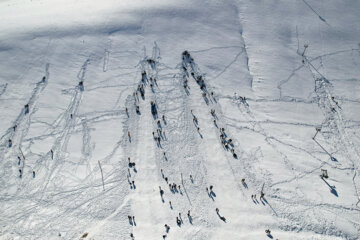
[0,0,359,239]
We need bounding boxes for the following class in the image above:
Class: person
[8,139,12,148]
[162,235,166,239]
[50,149,54,160]
[128,131,131,138]
[169,201,172,208]
[260,191,264,200]
[165,224,170,232]
[24,104,29,114]
[216,208,219,213]
[159,186,164,196]
[132,216,135,223]
[165,177,168,183]
[187,210,191,217]
[33,171,35,178]
[176,217,181,225]
[130,233,134,239]
[162,115,165,121]
[209,185,213,191]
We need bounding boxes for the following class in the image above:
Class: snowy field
[0,0,360,239]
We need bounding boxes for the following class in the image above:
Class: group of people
[124,52,275,240]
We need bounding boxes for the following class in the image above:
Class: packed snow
[0,0,359,239]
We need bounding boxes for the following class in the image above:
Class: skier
[169,201,172,208]
[260,191,265,200]
[8,139,12,148]
[176,217,181,226]
[19,169,22,178]
[216,208,219,214]
[24,104,29,114]
[130,233,134,240]
[50,149,54,159]
[165,224,170,232]
[33,171,35,178]
[13,125,17,131]
[159,186,164,197]
[187,210,191,217]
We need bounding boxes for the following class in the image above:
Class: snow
[0,0,359,239]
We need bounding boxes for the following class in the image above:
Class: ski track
[0,37,359,239]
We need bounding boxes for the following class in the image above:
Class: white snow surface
[0,0,360,239]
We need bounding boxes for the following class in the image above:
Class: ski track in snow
[0,2,360,239]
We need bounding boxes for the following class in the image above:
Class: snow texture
[0,0,359,239]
